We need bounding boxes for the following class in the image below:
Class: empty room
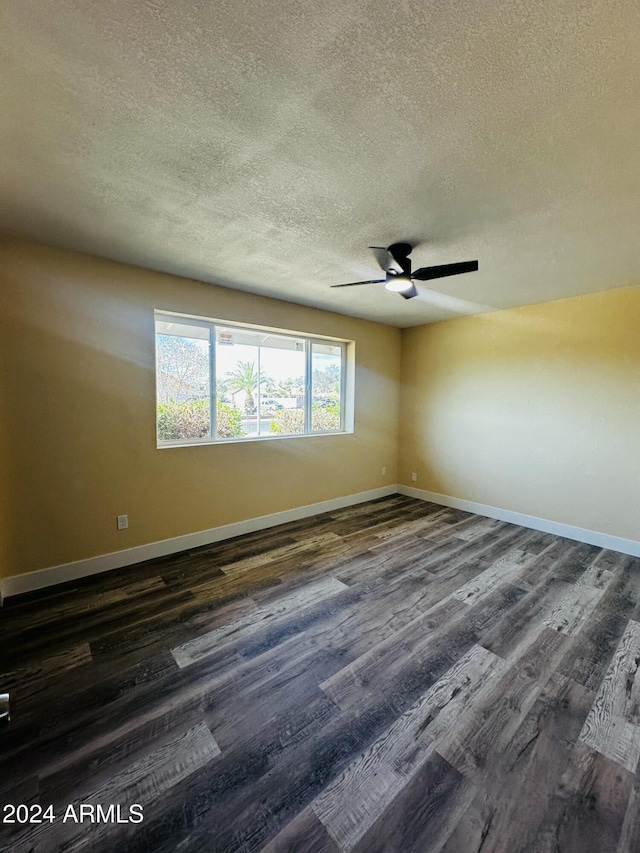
[1,1,640,851]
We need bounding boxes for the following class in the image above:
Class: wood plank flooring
[2,495,640,852]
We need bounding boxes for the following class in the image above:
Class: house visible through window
[155,312,350,445]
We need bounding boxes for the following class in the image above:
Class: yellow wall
[0,238,401,579]
[0,325,11,581]
[399,286,640,540]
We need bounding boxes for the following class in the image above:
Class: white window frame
[155,310,353,447]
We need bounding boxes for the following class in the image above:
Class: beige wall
[399,286,640,541]
[0,239,401,580]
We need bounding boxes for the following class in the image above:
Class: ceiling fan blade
[387,243,412,275]
[368,246,404,274]
[399,284,418,299]
[387,242,413,260]
[412,260,479,281]
[330,279,386,288]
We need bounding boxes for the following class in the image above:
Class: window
[155,312,351,446]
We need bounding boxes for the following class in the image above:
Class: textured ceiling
[1,1,639,327]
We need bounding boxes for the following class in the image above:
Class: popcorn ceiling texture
[0,0,639,327]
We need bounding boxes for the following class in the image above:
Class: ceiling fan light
[385,275,414,293]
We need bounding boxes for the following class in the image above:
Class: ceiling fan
[331,243,479,299]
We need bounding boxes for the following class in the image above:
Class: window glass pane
[215,328,259,439]
[156,321,211,441]
[312,343,342,432]
[259,334,306,437]
[215,329,307,438]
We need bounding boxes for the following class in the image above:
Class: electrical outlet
[411,472,417,482]
[381,466,387,476]
[117,514,128,530]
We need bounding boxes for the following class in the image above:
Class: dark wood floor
[2,495,640,852]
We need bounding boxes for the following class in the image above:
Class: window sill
[157,429,353,449]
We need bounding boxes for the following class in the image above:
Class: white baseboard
[5,484,638,604]
[0,486,398,604]
[397,485,640,558]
